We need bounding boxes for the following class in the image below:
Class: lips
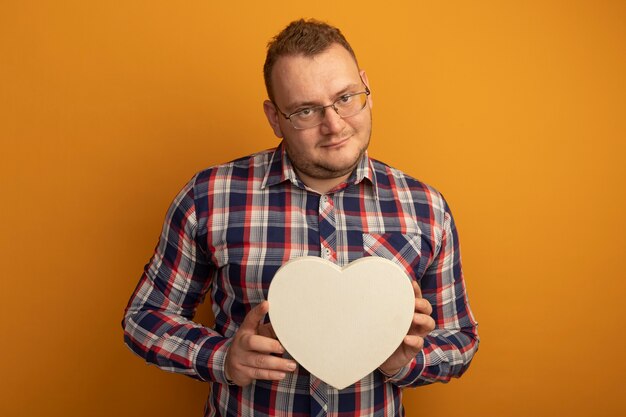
[321,135,351,149]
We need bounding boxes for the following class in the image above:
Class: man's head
[263,19,358,103]
[262,19,373,193]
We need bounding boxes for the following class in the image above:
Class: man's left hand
[378,281,435,377]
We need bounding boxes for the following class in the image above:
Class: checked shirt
[123,144,479,417]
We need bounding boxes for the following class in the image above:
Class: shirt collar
[260,142,297,189]
[261,141,378,197]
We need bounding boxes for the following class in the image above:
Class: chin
[320,151,363,176]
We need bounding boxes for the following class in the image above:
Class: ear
[263,100,284,138]
[360,70,373,108]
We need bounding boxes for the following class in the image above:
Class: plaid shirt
[123,144,479,417]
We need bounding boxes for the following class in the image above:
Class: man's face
[263,43,372,188]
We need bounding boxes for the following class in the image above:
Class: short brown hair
[263,19,359,102]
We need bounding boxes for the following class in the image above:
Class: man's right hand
[224,301,297,387]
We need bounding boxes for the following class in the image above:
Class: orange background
[1,1,625,416]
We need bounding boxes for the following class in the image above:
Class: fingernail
[287,362,297,371]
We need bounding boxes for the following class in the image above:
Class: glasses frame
[273,86,371,130]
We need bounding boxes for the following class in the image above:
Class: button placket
[318,194,336,262]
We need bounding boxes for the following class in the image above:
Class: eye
[336,94,354,106]
[293,107,317,120]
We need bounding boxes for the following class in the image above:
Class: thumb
[239,301,269,333]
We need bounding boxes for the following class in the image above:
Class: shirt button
[322,195,329,204]
[323,404,328,411]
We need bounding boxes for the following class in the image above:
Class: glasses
[273,87,371,130]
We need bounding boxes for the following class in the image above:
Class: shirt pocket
[362,232,426,281]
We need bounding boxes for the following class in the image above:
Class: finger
[242,333,285,355]
[240,352,297,372]
[239,301,270,333]
[409,313,436,336]
[241,365,289,382]
[412,280,423,299]
[414,297,432,315]
[403,335,424,351]
[258,323,278,340]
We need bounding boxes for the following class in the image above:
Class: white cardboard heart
[267,256,415,390]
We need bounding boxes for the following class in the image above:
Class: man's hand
[225,301,297,387]
[378,281,435,376]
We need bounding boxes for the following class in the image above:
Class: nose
[319,105,345,134]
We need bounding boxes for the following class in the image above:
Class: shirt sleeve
[386,196,480,387]
[121,175,231,384]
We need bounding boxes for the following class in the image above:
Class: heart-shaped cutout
[268,256,415,390]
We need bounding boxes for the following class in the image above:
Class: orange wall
[1,1,625,416]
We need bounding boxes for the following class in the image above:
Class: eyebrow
[285,82,364,112]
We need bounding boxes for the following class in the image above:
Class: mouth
[321,136,351,149]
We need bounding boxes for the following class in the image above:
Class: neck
[296,170,351,195]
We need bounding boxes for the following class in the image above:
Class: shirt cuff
[379,350,426,386]
[194,336,233,384]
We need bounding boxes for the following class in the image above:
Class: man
[123,19,479,417]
